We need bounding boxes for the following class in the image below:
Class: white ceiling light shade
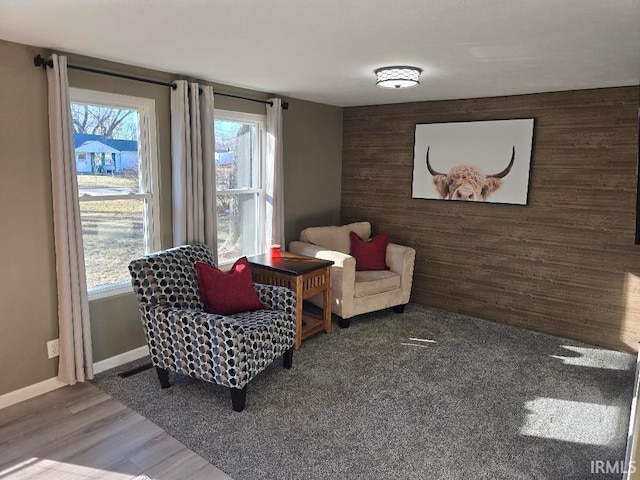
[375,66,422,89]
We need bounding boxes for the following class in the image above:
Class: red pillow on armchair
[349,231,390,271]
[195,257,265,315]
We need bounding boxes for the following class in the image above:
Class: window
[70,88,160,299]
[214,110,266,264]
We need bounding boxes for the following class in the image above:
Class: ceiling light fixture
[375,66,422,89]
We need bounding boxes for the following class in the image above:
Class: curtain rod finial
[33,54,51,69]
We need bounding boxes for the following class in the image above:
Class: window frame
[69,88,161,300]
[214,109,267,265]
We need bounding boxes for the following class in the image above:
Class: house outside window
[215,110,266,264]
[70,88,160,299]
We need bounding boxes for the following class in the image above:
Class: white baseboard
[0,345,150,410]
[624,350,640,479]
[0,377,68,410]
[93,345,149,375]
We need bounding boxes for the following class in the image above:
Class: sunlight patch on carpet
[401,336,437,347]
[520,397,621,446]
[550,345,633,371]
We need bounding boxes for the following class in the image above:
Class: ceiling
[1,0,639,107]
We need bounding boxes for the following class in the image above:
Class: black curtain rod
[33,55,288,110]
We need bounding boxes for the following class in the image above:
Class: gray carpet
[93,304,636,480]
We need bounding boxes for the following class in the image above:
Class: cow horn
[425,147,445,176]
[487,146,515,178]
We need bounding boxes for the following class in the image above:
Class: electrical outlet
[47,339,59,359]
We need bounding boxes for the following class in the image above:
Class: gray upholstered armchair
[289,222,416,328]
[128,244,297,412]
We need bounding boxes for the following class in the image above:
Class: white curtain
[170,80,217,261]
[46,54,93,384]
[266,98,285,250]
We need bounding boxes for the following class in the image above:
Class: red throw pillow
[195,257,265,315]
[349,231,390,271]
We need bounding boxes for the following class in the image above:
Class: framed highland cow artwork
[412,118,534,205]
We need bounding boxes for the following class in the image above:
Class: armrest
[288,241,356,310]
[386,243,415,275]
[289,241,355,268]
[253,283,297,314]
[385,243,416,303]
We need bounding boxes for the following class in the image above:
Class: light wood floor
[0,382,231,480]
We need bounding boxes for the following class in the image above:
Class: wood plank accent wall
[342,87,640,352]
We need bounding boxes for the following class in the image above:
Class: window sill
[88,283,133,301]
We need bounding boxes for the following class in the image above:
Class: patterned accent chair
[128,244,297,412]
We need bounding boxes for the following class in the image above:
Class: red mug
[270,244,281,258]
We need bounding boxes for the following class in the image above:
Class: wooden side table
[247,252,333,350]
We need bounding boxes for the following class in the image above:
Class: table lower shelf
[301,312,327,341]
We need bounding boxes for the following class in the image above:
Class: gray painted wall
[0,41,58,393]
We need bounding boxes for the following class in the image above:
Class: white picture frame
[412,119,534,205]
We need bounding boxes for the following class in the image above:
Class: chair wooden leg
[393,304,406,314]
[230,386,247,412]
[156,367,170,389]
[283,347,293,369]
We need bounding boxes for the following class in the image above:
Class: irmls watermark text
[591,460,636,474]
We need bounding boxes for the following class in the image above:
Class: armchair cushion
[349,231,390,271]
[195,257,265,315]
[354,270,401,298]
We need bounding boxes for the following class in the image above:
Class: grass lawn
[80,198,144,290]
[77,174,236,289]
[77,173,138,190]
